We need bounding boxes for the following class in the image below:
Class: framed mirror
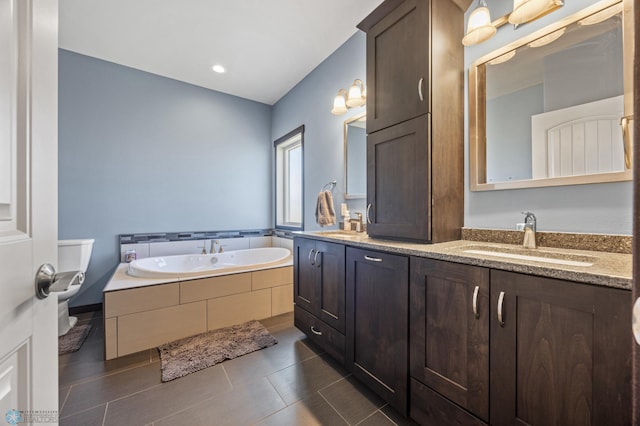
[469,0,633,191]
[344,112,366,199]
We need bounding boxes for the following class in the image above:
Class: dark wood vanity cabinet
[409,261,631,426]
[409,258,490,424]
[358,0,465,243]
[346,247,409,414]
[490,270,631,426]
[293,237,346,363]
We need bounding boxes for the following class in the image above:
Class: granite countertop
[296,231,632,290]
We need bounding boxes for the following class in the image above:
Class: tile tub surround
[119,229,293,262]
[461,227,632,254]
[298,232,632,290]
[103,260,293,360]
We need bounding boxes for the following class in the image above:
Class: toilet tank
[58,239,95,273]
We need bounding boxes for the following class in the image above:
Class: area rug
[58,324,92,355]
[158,320,278,382]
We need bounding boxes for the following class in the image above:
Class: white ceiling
[59,0,384,105]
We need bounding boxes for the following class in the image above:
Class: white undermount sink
[460,245,595,267]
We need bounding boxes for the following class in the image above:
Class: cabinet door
[364,0,429,133]
[367,115,431,242]
[315,241,346,334]
[490,271,631,426]
[293,238,318,314]
[410,258,489,422]
[346,247,409,414]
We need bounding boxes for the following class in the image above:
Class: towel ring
[322,181,337,192]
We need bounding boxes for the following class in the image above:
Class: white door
[0,0,59,424]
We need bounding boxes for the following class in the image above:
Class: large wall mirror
[344,112,366,199]
[469,0,634,191]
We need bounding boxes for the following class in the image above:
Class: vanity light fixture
[331,89,349,115]
[578,3,622,26]
[462,0,564,46]
[331,79,366,115]
[462,0,497,46]
[528,27,565,47]
[346,79,366,108]
[509,0,564,25]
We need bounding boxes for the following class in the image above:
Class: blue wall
[272,32,367,230]
[59,50,272,307]
[464,0,632,234]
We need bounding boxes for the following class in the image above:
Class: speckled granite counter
[295,231,632,290]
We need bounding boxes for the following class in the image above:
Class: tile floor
[59,311,418,425]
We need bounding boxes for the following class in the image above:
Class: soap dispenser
[343,210,351,231]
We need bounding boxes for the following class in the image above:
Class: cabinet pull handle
[313,250,321,267]
[364,255,382,262]
[310,326,323,336]
[308,249,316,266]
[366,203,372,224]
[418,77,424,102]
[472,286,480,319]
[497,291,505,327]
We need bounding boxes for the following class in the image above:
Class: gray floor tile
[380,405,418,425]
[104,364,231,426]
[59,404,106,426]
[59,347,152,387]
[59,386,70,411]
[357,410,396,426]
[224,327,321,387]
[59,338,104,367]
[256,392,348,426]
[320,376,385,425]
[62,361,162,417]
[58,311,401,426]
[267,354,348,405]
[154,377,285,426]
[150,347,160,362]
[260,312,295,333]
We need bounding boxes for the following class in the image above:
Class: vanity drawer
[294,306,345,365]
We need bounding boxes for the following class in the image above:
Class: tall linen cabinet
[358,0,466,243]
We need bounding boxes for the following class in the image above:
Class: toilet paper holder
[35,263,85,299]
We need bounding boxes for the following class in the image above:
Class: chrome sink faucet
[521,211,537,249]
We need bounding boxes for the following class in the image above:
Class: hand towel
[316,190,336,226]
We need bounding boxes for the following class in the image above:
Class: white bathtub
[128,247,291,278]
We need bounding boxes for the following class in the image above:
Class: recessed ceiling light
[212,64,226,73]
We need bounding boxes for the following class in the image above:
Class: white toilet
[57,239,94,336]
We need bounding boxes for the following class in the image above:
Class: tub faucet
[211,240,224,253]
[521,211,537,249]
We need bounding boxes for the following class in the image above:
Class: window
[275,126,304,230]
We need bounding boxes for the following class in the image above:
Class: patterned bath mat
[158,320,278,382]
[59,324,92,355]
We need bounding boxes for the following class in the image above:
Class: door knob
[35,263,84,299]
